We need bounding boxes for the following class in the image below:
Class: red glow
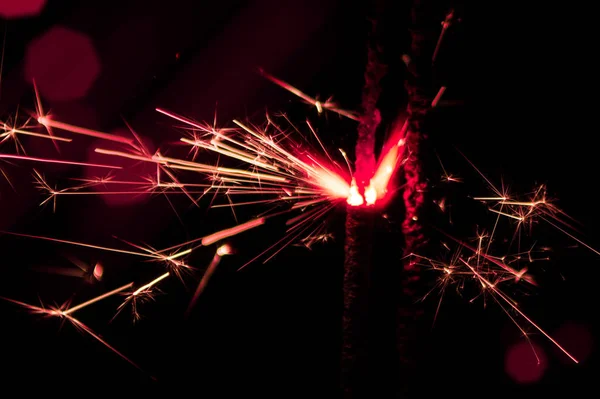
[346,178,364,206]
[505,341,548,384]
[25,26,101,101]
[0,0,46,19]
[365,119,408,207]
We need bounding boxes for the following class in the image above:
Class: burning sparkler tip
[217,244,233,256]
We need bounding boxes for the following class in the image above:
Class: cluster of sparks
[413,165,595,364]
[0,70,594,377]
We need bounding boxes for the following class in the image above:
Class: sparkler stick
[341,5,387,395]
[395,0,449,392]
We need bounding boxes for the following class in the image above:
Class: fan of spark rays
[16,82,361,270]
[0,74,364,374]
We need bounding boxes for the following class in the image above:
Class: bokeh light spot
[553,322,593,364]
[505,341,548,384]
[24,25,101,101]
[0,0,46,19]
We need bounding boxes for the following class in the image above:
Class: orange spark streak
[0,153,121,169]
[32,81,60,151]
[201,217,266,246]
[439,230,537,286]
[67,316,147,373]
[540,216,600,257]
[0,295,146,374]
[133,272,170,296]
[0,231,165,259]
[431,86,447,106]
[37,117,134,145]
[63,282,134,315]
[474,197,508,201]
[259,69,360,120]
[155,108,206,130]
[489,208,524,221]
[94,148,288,183]
[180,137,278,171]
[1,127,72,142]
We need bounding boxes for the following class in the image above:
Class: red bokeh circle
[553,322,593,364]
[25,25,101,101]
[505,341,548,384]
[0,0,46,19]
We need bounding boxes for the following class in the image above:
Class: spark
[410,152,599,365]
[133,272,170,296]
[1,123,72,143]
[37,116,134,145]
[201,217,266,246]
[113,273,170,323]
[63,283,133,315]
[0,153,121,169]
[460,258,578,363]
[363,86,446,206]
[0,282,147,373]
[259,68,360,120]
[432,9,459,63]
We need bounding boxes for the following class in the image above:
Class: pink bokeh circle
[25,26,101,101]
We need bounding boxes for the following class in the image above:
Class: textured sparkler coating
[342,206,375,396]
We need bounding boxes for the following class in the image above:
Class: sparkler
[0,6,591,389]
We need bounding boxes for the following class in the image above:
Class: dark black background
[0,1,597,397]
